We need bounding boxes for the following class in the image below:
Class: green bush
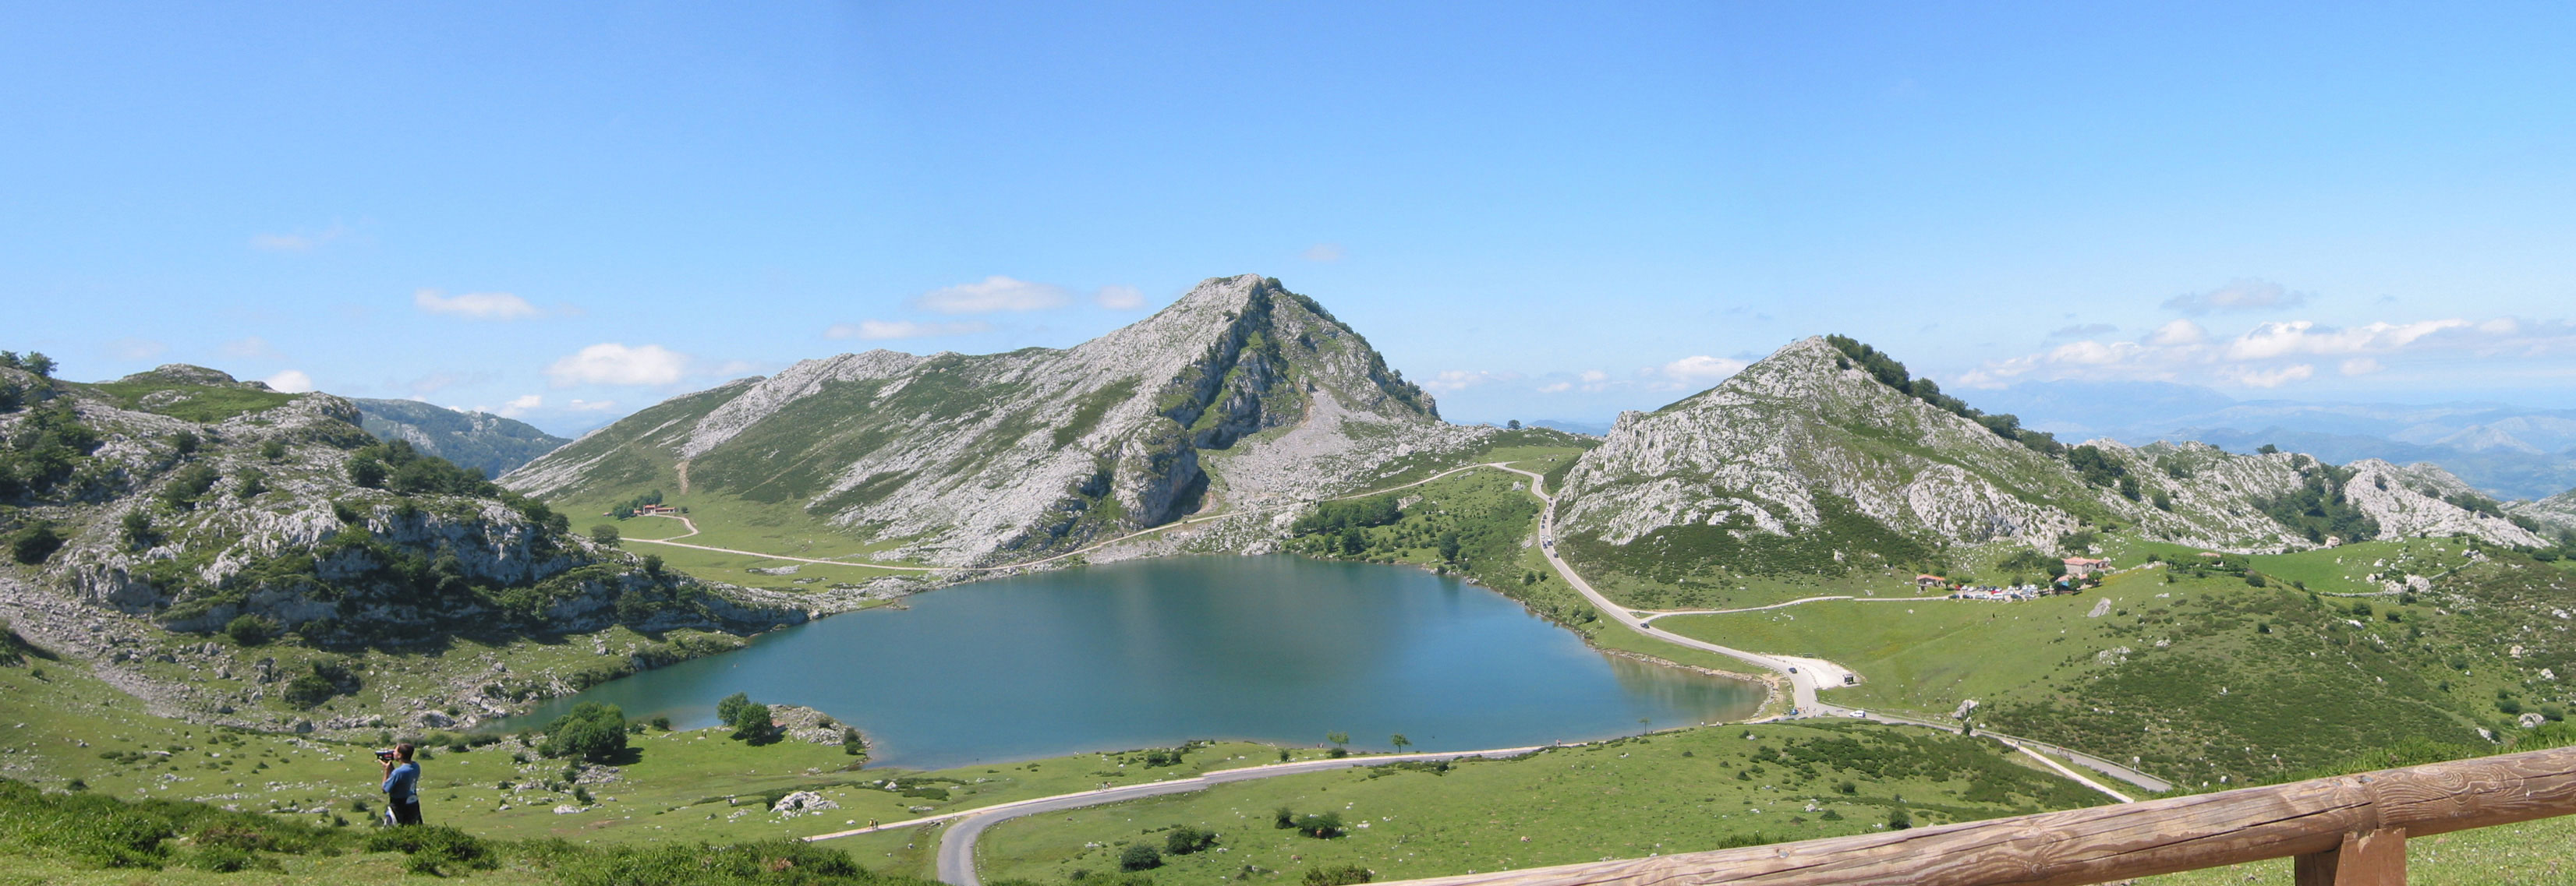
[365,825,497,875]
[540,702,630,764]
[1119,843,1162,871]
[9,522,63,565]
[1164,824,1217,855]
[223,614,276,647]
[1304,863,1374,886]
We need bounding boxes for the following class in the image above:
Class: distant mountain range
[352,398,569,479]
[1966,380,2576,501]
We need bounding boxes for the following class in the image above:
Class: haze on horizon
[9,2,2575,436]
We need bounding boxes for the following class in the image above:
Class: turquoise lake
[504,555,1766,769]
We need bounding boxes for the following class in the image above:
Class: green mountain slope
[503,274,1486,566]
[0,363,810,732]
[353,398,570,479]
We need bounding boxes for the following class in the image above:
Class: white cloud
[1095,285,1146,310]
[2222,319,2470,360]
[496,394,543,418]
[249,223,347,253]
[108,338,166,361]
[546,344,689,387]
[824,319,993,341]
[2220,364,2316,388]
[1956,312,2546,391]
[1656,355,1749,389]
[222,336,279,359]
[1303,243,1346,263]
[1535,381,1573,394]
[2146,319,2206,346]
[1421,369,1521,393]
[567,398,618,411]
[2162,278,2310,315]
[912,277,1070,314]
[416,288,543,320]
[263,369,315,393]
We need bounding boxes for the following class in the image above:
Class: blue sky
[9,2,2576,433]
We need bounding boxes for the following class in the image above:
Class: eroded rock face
[503,274,1482,566]
[1551,337,2546,582]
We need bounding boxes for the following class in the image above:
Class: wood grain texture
[1376,746,2576,886]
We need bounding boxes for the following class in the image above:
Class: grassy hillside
[1654,538,2574,785]
[968,722,2107,885]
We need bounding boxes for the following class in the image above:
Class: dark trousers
[391,798,423,826]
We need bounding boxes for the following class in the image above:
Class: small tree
[717,693,775,743]
[121,511,153,546]
[540,702,629,764]
[590,524,620,545]
[1436,531,1460,562]
[260,439,288,461]
[1119,844,1162,871]
[170,431,200,456]
[224,615,276,647]
[348,457,387,489]
[1389,733,1410,753]
[9,523,64,565]
[1887,807,1913,831]
[1325,732,1350,757]
[1164,824,1217,855]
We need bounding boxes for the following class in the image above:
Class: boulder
[772,790,840,817]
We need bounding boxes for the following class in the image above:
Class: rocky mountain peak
[501,275,1473,566]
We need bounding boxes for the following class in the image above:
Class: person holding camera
[378,743,423,825]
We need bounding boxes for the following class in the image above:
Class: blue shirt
[383,761,419,803]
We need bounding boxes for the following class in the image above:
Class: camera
[374,749,398,761]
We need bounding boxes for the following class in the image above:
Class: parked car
[1847,709,1867,718]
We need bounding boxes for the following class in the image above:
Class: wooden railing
[1377,744,2576,886]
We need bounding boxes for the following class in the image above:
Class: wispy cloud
[1421,369,1522,393]
[1956,313,2576,390]
[2162,278,2310,315]
[2048,323,2117,338]
[415,288,544,320]
[824,319,993,341]
[1302,243,1346,263]
[1654,355,1748,390]
[496,394,543,418]
[1095,285,1147,310]
[222,336,280,359]
[913,276,1070,314]
[249,223,349,253]
[545,344,690,387]
[108,338,166,361]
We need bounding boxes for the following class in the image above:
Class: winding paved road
[804,746,1554,886]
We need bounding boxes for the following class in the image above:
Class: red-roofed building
[2063,557,2111,578]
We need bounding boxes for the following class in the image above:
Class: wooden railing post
[2294,828,2405,886]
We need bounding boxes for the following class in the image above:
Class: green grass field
[968,722,2107,885]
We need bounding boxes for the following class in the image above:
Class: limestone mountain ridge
[502,275,1483,566]
[1551,336,2547,589]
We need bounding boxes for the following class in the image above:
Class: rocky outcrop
[2512,487,2576,536]
[502,275,1479,566]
